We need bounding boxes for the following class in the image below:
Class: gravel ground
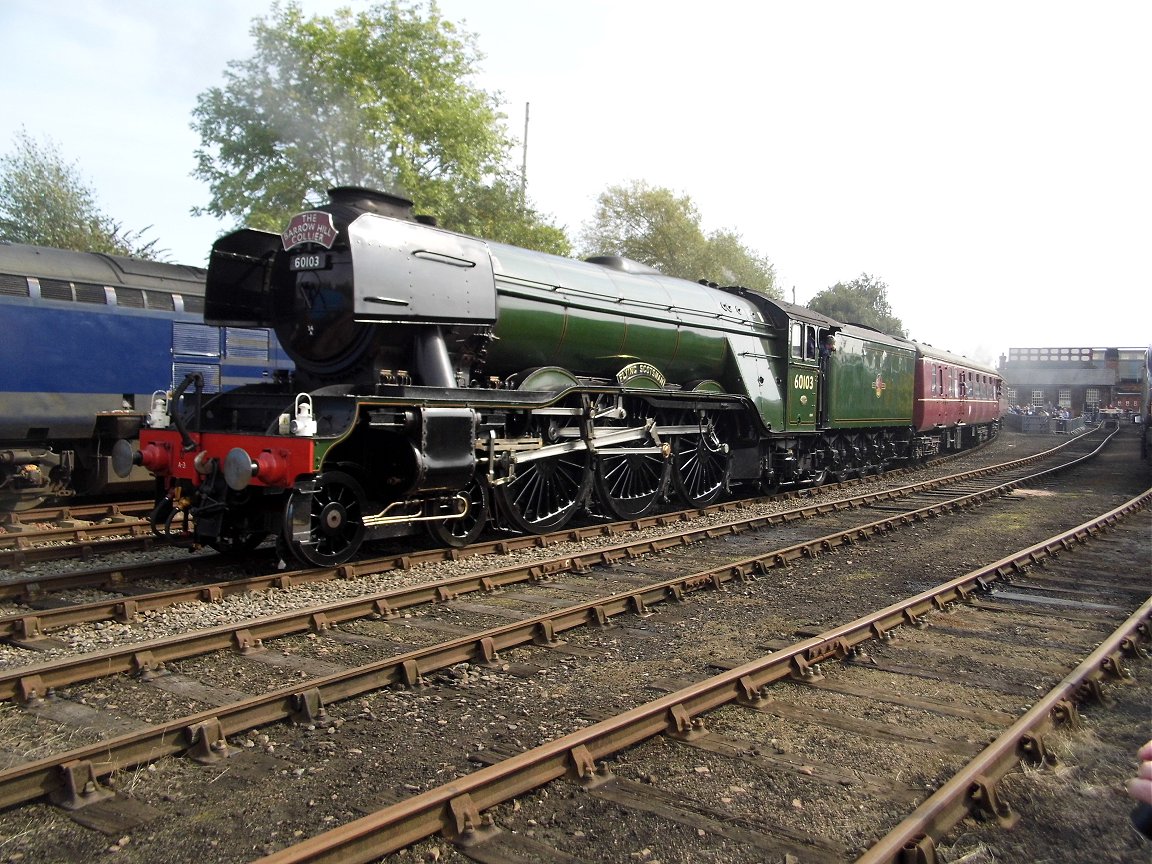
[0,429,1087,669]
[0,427,1147,864]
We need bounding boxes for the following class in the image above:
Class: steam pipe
[170,372,204,452]
[412,326,455,388]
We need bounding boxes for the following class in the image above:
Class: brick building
[997,347,1146,415]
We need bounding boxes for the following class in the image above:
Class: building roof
[1004,369,1117,387]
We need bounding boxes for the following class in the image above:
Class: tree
[0,129,161,259]
[434,178,570,255]
[191,0,566,252]
[578,180,777,295]
[808,274,906,336]
[698,228,778,296]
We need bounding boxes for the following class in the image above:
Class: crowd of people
[1003,403,1141,427]
[1006,403,1076,419]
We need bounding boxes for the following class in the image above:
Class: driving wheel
[670,411,728,508]
[493,451,591,534]
[592,400,668,520]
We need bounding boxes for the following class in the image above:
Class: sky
[1,1,1148,367]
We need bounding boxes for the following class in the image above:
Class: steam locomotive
[117,187,1001,566]
[0,242,290,511]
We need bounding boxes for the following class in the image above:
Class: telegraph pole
[520,102,529,211]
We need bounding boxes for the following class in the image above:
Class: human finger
[1128,777,1152,806]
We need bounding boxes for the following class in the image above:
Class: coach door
[787,321,819,430]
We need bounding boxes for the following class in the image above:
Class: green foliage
[699,228,778,297]
[0,129,161,259]
[578,180,777,295]
[192,0,564,250]
[808,273,906,337]
[434,179,570,255]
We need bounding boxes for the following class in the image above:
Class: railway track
[0,490,1146,861]
[0,500,155,529]
[0,429,1073,571]
[0,427,1145,863]
[0,430,1109,656]
[245,497,1149,864]
[0,501,156,570]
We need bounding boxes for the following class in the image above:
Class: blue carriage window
[39,278,73,302]
[173,322,221,358]
[116,287,146,308]
[172,362,221,393]
[75,283,109,304]
[0,273,29,297]
[144,290,174,311]
[224,327,270,360]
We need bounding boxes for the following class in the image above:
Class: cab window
[791,322,819,362]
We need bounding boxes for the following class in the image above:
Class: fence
[1003,413,1086,435]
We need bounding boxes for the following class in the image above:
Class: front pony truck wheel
[281,471,367,567]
